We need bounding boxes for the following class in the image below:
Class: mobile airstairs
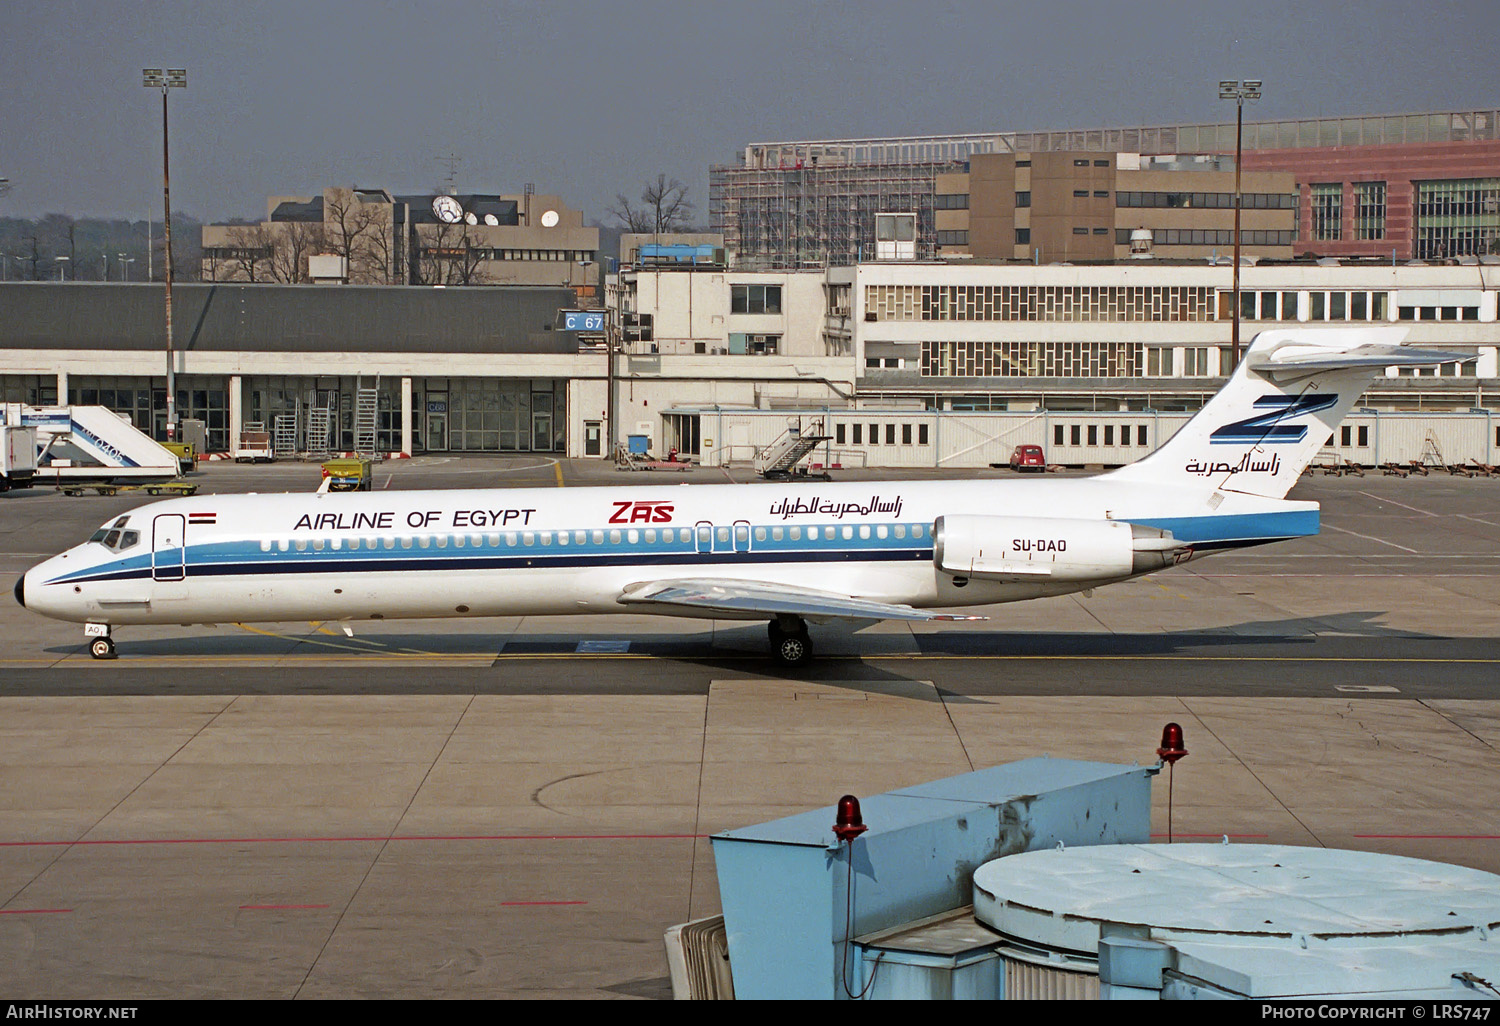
[1,405,181,484]
[754,416,834,481]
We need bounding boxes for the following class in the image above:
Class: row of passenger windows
[259,523,931,552]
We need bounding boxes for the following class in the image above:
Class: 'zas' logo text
[609,501,675,524]
[1209,394,1339,444]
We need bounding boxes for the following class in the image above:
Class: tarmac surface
[1,456,1498,998]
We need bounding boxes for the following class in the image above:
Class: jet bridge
[1,405,181,484]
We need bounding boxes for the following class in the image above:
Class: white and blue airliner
[16,329,1465,663]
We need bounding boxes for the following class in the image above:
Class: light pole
[55,256,70,281]
[144,67,186,440]
[1219,78,1261,368]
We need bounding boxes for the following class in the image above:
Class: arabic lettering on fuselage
[768,495,905,521]
[1184,452,1283,478]
[292,508,537,531]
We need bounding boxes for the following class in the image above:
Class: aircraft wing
[617,578,986,623]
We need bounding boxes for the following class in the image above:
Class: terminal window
[731,284,782,315]
[1312,183,1343,241]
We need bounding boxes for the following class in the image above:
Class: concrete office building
[935,152,1296,263]
[202,186,599,297]
[711,108,1500,267]
[615,259,1499,467]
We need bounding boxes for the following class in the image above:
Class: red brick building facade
[1242,141,1500,260]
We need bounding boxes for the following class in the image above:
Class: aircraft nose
[13,573,24,608]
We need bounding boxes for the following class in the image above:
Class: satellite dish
[540,209,560,228]
[464,212,478,225]
[484,213,499,226]
[432,195,463,223]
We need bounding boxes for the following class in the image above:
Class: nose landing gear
[768,615,813,667]
[85,625,117,660]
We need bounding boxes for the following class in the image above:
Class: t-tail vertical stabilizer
[1108,328,1473,499]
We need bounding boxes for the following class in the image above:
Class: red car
[1009,444,1046,472]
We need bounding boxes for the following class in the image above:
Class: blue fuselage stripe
[47,509,1319,586]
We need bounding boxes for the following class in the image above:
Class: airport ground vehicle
[0,425,37,491]
[321,458,373,491]
[163,442,196,476]
[233,426,275,463]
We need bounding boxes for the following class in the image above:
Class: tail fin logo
[1210,394,1339,445]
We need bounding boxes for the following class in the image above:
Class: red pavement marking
[1354,834,1500,840]
[0,833,704,848]
[238,904,330,910]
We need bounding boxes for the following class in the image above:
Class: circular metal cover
[973,844,1500,955]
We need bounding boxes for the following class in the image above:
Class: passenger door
[152,513,186,584]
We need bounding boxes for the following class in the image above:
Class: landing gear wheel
[89,637,117,660]
[768,617,813,667]
[772,632,813,666]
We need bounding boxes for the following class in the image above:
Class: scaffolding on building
[709,160,958,269]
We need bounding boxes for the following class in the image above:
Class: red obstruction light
[833,794,867,844]
[1157,722,1188,765]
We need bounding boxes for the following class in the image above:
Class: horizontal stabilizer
[1248,342,1476,376]
[618,578,986,623]
[1107,328,1473,500]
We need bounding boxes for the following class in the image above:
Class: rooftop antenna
[435,153,461,195]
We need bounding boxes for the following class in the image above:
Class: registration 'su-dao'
[16,329,1468,664]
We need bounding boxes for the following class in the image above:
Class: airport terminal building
[1,256,1497,468]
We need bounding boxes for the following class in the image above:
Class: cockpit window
[90,518,137,553]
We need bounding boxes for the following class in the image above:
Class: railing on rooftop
[732,109,1500,168]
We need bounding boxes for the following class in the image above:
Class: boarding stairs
[305,398,336,461]
[6,404,180,484]
[754,417,833,481]
[272,415,298,458]
[353,382,380,458]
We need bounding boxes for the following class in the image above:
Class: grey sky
[3,0,1497,223]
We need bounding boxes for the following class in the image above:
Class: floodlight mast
[143,68,186,440]
[1218,79,1262,369]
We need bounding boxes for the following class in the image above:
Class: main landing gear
[768,615,813,667]
[86,624,117,660]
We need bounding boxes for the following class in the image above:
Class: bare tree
[362,215,401,284]
[267,219,326,283]
[413,221,490,286]
[323,188,390,283]
[223,224,274,282]
[23,233,41,280]
[608,175,695,235]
